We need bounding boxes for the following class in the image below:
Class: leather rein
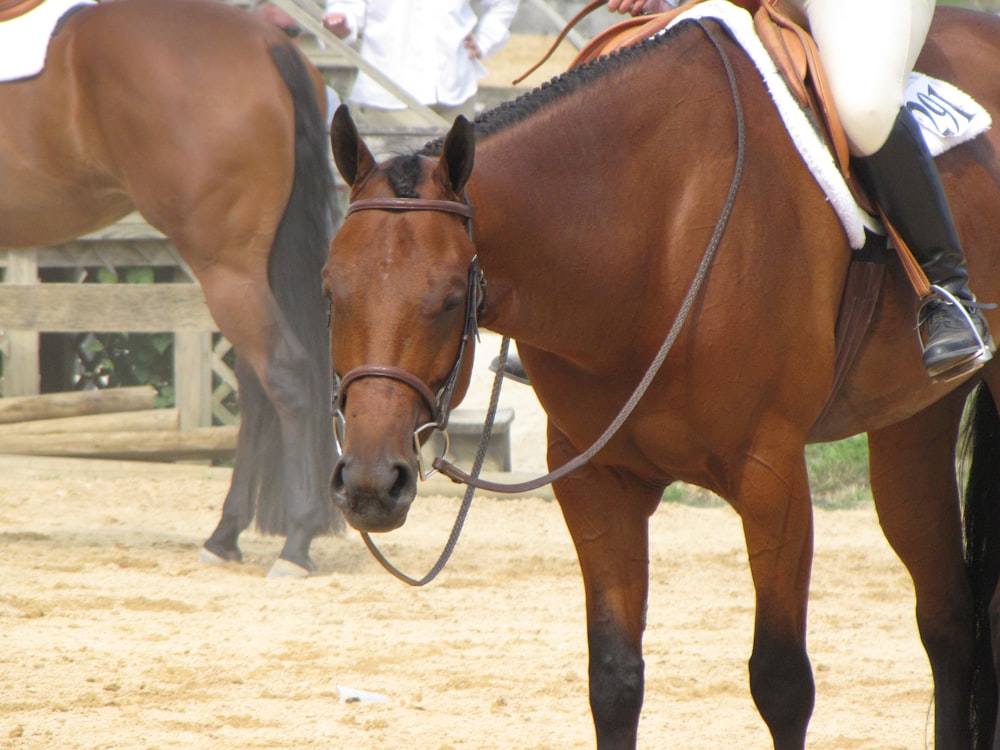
[430,20,747,494]
[334,21,744,584]
[334,194,490,587]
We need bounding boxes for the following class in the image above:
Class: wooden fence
[0,214,221,433]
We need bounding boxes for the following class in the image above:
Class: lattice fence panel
[211,334,239,426]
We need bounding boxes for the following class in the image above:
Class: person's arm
[322,0,366,42]
[471,0,519,60]
[607,0,672,15]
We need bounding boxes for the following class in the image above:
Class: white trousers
[781,0,935,156]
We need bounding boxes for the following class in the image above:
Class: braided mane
[419,21,689,157]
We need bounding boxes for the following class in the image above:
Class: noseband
[333,195,483,472]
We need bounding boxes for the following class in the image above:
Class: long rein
[354,21,746,585]
[434,21,747,493]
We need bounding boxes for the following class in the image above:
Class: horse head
[324,105,478,532]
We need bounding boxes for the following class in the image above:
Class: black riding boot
[854,107,993,381]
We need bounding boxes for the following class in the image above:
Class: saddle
[0,0,45,22]
[530,0,928,428]
[576,1,851,186]
[566,0,931,295]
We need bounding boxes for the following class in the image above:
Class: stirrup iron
[918,284,994,383]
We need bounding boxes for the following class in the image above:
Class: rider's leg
[797,0,993,379]
[854,109,994,380]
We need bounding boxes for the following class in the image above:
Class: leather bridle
[332,195,484,477]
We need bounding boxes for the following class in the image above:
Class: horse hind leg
[867,390,975,748]
[200,356,279,565]
[198,45,336,576]
[258,327,338,577]
[198,274,335,577]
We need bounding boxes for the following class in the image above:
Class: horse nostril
[388,461,414,502]
[330,458,348,505]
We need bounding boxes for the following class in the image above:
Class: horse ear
[436,115,475,195]
[330,104,376,187]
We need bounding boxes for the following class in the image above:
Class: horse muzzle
[330,452,417,533]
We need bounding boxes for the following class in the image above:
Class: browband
[345,197,474,219]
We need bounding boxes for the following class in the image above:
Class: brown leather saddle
[567,0,931,288]
[575,1,853,193]
[0,0,46,23]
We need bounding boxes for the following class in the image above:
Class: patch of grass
[806,435,872,510]
[661,483,725,508]
[662,435,872,510]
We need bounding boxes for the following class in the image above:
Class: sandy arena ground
[0,451,937,750]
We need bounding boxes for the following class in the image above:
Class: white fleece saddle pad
[0,0,95,83]
[660,0,992,249]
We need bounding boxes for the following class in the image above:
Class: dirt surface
[479,32,583,90]
[0,453,936,750]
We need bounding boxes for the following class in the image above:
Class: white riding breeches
[780,0,935,156]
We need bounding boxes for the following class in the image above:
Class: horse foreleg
[733,438,815,750]
[550,428,661,749]
[868,392,974,749]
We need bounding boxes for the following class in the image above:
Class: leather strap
[881,216,933,298]
[753,5,808,107]
[569,2,702,68]
[513,0,605,85]
[346,197,474,219]
[757,2,852,182]
[808,248,887,438]
[337,365,441,423]
[0,0,45,22]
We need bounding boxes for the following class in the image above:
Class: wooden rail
[0,214,215,434]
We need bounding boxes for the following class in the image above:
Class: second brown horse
[0,0,340,576]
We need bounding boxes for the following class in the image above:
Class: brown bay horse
[0,0,340,577]
[326,6,1000,749]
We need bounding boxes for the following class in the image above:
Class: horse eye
[441,294,463,314]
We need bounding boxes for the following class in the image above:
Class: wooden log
[0,386,158,424]
[0,408,179,436]
[0,425,238,462]
[0,452,234,480]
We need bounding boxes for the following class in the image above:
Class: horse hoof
[198,547,230,566]
[267,558,312,579]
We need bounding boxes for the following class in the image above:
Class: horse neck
[467,24,756,360]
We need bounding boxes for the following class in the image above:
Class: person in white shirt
[322,0,519,122]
